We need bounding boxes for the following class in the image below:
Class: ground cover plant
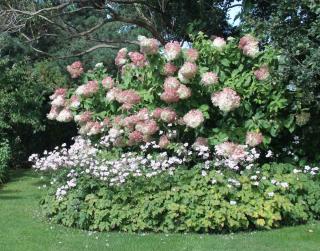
[1,169,320,251]
[29,33,320,233]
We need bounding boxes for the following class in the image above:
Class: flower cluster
[128,52,147,67]
[47,88,73,122]
[115,48,128,67]
[214,142,260,170]
[211,87,241,112]
[238,34,259,58]
[164,41,181,61]
[254,66,270,80]
[160,77,191,103]
[75,80,99,97]
[201,72,219,86]
[246,132,264,147]
[183,109,204,128]
[184,48,199,62]
[178,62,197,83]
[66,61,84,78]
[138,36,159,55]
[212,37,226,49]
[162,62,178,76]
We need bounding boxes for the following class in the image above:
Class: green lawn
[0,170,320,251]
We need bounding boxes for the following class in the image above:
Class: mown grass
[0,169,319,251]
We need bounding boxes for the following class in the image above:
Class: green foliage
[41,163,320,233]
[0,57,72,168]
[2,169,320,251]
[0,140,11,184]
[242,0,320,161]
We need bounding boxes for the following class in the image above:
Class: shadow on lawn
[8,169,38,180]
[0,195,23,200]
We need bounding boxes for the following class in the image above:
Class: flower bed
[30,33,318,232]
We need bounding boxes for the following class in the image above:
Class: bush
[0,58,76,170]
[46,33,294,154]
[0,140,11,184]
[41,163,320,233]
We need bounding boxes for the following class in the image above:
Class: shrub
[46,33,296,154]
[0,58,75,170]
[41,163,320,233]
[0,140,11,184]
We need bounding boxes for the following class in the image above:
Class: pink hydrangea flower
[164,77,181,91]
[160,108,177,123]
[162,62,178,76]
[47,106,61,120]
[69,95,80,108]
[177,84,191,99]
[115,48,128,66]
[128,52,147,67]
[215,142,247,160]
[50,88,67,100]
[254,66,270,80]
[116,89,141,105]
[239,34,259,58]
[246,132,263,147]
[164,41,181,61]
[83,80,99,97]
[76,81,99,97]
[178,62,197,80]
[212,37,226,49]
[88,122,103,135]
[152,108,164,119]
[56,109,73,122]
[67,61,84,78]
[128,130,144,144]
[192,137,209,149]
[201,72,219,86]
[136,108,149,120]
[51,96,65,107]
[74,111,93,124]
[211,88,241,112]
[120,103,133,111]
[106,88,122,102]
[135,120,159,135]
[160,89,180,103]
[138,36,159,55]
[102,76,115,89]
[183,109,204,128]
[123,115,140,130]
[159,135,170,148]
[184,48,199,62]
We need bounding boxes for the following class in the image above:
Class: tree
[1,0,237,58]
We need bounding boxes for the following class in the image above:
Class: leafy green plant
[41,163,320,233]
[0,140,11,184]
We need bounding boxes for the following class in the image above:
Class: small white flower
[280,182,289,188]
[230,200,237,205]
[267,192,274,197]
[95,62,104,68]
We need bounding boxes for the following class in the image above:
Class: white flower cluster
[293,165,319,176]
[55,170,78,200]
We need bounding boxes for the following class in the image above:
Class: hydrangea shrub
[47,33,295,154]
